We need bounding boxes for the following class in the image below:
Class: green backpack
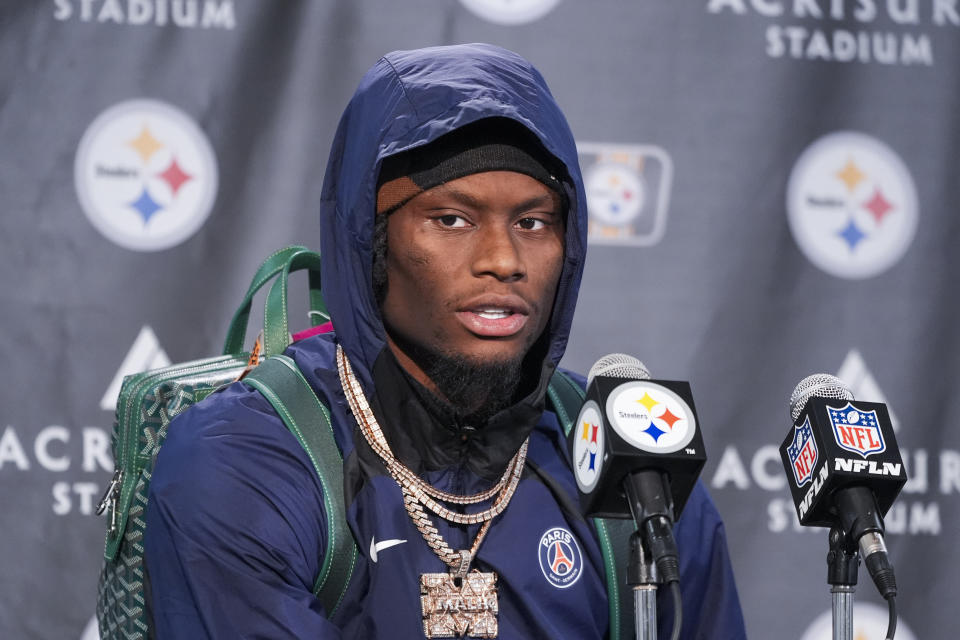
[94,246,356,638]
[95,246,634,640]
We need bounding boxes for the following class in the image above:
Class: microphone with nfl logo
[780,373,907,640]
[568,354,707,640]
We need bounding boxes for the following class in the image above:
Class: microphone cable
[885,593,897,640]
[668,581,682,640]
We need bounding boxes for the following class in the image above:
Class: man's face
[380,170,565,397]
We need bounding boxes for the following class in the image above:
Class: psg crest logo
[538,527,583,589]
[828,403,885,457]
[787,417,819,486]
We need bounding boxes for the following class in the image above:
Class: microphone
[568,354,707,582]
[779,373,906,600]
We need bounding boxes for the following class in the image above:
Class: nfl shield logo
[787,417,819,486]
[829,402,885,457]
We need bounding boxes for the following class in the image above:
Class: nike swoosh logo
[369,536,407,563]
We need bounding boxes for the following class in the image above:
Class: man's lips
[455,296,531,338]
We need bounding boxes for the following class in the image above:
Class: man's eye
[437,214,468,227]
[517,217,547,231]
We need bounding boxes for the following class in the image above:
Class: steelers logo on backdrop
[584,162,646,226]
[606,381,696,453]
[459,0,561,25]
[787,131,917,279]
[578,143,673,246]
[537,527,583,589]
[572,400,605,493]
[75,99,218,252]
[800,601,916,640]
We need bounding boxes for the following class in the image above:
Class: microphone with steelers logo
[568,354,707,640]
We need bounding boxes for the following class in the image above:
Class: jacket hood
[319,43,588,393]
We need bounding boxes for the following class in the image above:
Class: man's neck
[367,345,545,481]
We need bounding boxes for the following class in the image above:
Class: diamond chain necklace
[337,345,527,638]
[336,344,528,559]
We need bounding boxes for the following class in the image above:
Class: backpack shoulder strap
[243,354,358,617]
[546,369,585,435]
[547,370,630,640]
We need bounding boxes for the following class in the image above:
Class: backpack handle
[262,250,327,356]
[222,246,326,356]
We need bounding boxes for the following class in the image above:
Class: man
[145,43,746,638]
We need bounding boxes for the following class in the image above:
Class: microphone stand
[624,470,679,640]
[628,530,659,640]
[827,526,858,640]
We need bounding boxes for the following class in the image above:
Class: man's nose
[472,225,525,281]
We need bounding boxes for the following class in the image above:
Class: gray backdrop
[2,1,956,638]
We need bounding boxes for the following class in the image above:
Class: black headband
[376,118,565,214]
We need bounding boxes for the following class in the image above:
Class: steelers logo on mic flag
[606,381,696,453]
[572,400,604,493]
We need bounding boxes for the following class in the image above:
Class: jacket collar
[368,347,554,482]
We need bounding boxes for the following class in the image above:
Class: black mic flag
[780,373,906,603]
[779,374,906,530]
[569,354,707,520]
[569,354,706,639]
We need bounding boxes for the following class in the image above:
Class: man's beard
[422,350,524,422]
[391,332,527,422]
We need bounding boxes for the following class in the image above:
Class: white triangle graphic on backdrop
[99,325,172,411]
[79,614,99,640]
[836,349,901,432]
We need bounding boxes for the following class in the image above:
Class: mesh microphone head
[586,353,651,387]
[789,373,855,422]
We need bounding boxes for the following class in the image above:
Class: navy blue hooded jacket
[145,44,747,639]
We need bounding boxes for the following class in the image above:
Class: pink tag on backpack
[292,321,334,342]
